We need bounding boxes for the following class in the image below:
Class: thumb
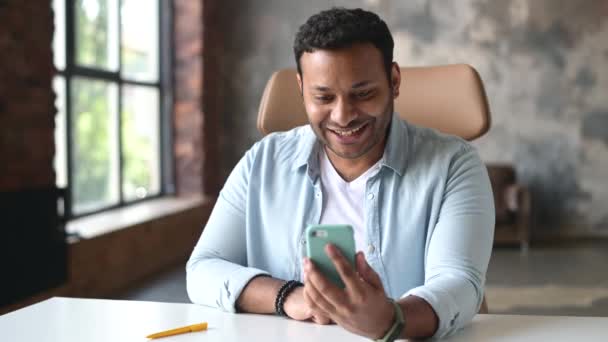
[356,252,383,289]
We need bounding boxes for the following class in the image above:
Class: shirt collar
[381,113,408,176]
[292,126,320,178]
[292,113,408,178]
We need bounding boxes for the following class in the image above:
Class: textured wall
[214,0,608,236]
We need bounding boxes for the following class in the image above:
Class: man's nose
[330,97,357,127]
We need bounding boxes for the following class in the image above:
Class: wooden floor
[485,240,608,316]
[116,240,608,317]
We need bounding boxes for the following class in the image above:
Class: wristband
[274,280,303,317]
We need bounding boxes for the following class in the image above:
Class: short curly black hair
[293,7,394,80]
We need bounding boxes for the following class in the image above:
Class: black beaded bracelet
[275,280,304,317]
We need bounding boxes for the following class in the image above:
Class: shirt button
[368,244,375,254]
[315,192,321,198]
[367,193,374,200]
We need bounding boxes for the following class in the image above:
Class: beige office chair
[258,64,490,141]
[257,64,491,313]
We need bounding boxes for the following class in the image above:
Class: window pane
[75,0,119,70]
[121,85,160,201]
[53,76,67,188]
[52,0,66,70]
[71,77,119,214]
[121,0,159,82]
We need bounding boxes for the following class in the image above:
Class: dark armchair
[486,164,531,253]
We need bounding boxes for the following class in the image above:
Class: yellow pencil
[146,322,208,339]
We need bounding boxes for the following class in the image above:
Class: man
[187,7,494,340]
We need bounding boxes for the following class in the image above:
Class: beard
[315,98,393,161]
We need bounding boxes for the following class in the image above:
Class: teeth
[334,124,365,136]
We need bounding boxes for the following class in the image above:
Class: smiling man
[187,7,494,340]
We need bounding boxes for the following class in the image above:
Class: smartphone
[305,224,356,288]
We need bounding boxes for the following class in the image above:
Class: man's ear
[391,62,401,98]
[296,72,303,97]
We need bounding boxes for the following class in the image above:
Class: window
[52,0,172,218]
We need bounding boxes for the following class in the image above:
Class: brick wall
[173,0,204,196]
[200,0,224,196]
[0,1,55,191]
[173,0,223,197]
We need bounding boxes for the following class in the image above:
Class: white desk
[1,297,606,341]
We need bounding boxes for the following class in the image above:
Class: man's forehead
[299,45,386,87]
[300,43,383,65]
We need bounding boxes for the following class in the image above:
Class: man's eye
[356,90,372,98]
[315,96,333,103]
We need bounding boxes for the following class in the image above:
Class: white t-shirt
[318,148,382,253]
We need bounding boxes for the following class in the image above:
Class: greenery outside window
[52,0,172,218]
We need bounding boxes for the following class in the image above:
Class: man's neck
[325,140,386,182]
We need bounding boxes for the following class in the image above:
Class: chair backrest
[257,64,491,141]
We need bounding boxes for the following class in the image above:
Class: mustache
[324,119,372,131]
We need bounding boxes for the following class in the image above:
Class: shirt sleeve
[402,145,495,338]
[186,143,270,312]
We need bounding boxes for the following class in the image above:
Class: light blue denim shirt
[186,114,494,338]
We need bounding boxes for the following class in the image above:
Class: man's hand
[303,245,395,339]
[283,286,333,324]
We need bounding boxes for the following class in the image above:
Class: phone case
[305,224,356,288]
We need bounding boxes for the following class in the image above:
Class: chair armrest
[503,183,530,214]
[504,183,532,251]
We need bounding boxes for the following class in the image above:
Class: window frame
[55,0,174,219]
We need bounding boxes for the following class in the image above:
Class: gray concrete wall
[213,0,608,236]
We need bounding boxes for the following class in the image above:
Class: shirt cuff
[402,284,462,339]
[218,267,270,313]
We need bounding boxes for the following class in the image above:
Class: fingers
[325,244,364,296]
[304,271,336,316]
[303,265,336,326]
[304,258,344,303]
[355,252,384,289]
[303,258,345,315]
